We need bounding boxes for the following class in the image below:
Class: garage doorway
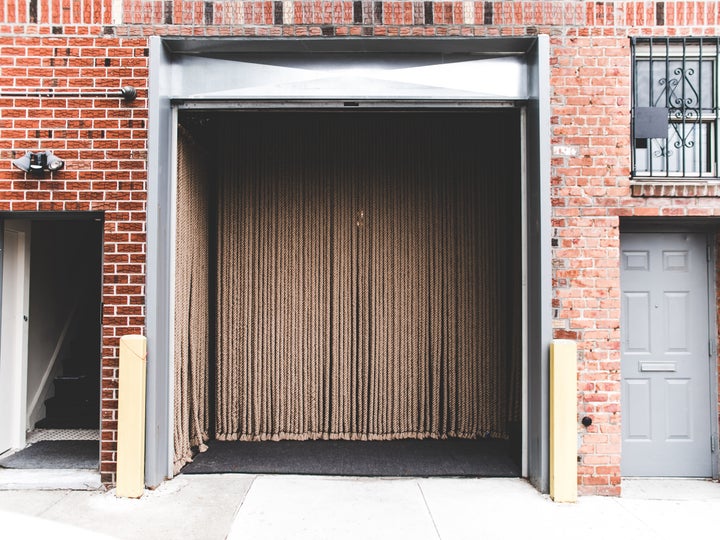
[173,110,523,475]
[147,36,552,490]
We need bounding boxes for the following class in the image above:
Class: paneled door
[621,232,713,476]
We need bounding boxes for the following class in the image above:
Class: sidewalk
[0,475,718,540]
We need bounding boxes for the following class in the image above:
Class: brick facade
[1,1,719,495]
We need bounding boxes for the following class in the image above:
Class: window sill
[630,179,720,197]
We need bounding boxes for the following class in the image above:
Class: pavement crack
[236,474,257,511]
[417,482,442,540]
[36,490,73,517]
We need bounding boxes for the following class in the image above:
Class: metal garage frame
[146,36,551,491]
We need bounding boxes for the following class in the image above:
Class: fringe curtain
[214,113,521,442]
[174,125,211,473]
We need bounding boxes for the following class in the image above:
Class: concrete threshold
[0,469,102,490]
[621,478,720,500]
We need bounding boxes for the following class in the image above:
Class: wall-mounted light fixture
[12,150,65,173]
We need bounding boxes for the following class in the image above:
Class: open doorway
[173,110,523,476]
[0,215,103,474]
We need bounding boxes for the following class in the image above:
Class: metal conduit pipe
[0,86,137,101]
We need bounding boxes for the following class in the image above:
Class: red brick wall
[1,1,719,493]
[0,2,148,484]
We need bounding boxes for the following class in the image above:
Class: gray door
[621,232,713,477]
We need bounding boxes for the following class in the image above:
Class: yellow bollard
[116,335,147,498]
[550,339,578,503]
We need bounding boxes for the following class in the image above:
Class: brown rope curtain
[174,125,211,473]
[211,113,520,443]
[174,112,521,466]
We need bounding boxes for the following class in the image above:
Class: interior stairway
[35,335,100,430]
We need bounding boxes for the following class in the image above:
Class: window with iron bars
[631,37,720,179]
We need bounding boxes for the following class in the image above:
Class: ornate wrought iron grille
[632,37,720,179]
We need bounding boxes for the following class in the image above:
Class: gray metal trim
[165,39,533,103]
[519,106,529,478]
[175,100,521,109]
[0,211,104,221]
[524,35,552,493]
[145,36,173,487]
[707,233,719,480]
[163,36,537,56]
[621,216,720,232]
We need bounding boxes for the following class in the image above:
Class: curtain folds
[174,125,211,473]
[212,113,520,443]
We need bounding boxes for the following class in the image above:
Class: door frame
[620,218,720,480]
[0,220,31,454]
[0,212,105,457]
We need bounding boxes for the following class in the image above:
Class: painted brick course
[1,1,719,494]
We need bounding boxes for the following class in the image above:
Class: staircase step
[54,374,87,384]
[59,360,98,378]
[53,376,96,402]
[43,399,98,422]
[35,415,99,429]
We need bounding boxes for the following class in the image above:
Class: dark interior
[175,110,523,476]
[0,215,102,471]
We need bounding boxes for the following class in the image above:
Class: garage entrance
[147,36,551,490]
[173,110,522,475]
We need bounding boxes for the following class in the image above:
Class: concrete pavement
[0,475,718,539]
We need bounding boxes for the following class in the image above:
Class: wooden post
[116,335,147,498]
[550,339,577,502]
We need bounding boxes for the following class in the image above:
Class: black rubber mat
[181,438,520,477]
[0,440,99,470]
